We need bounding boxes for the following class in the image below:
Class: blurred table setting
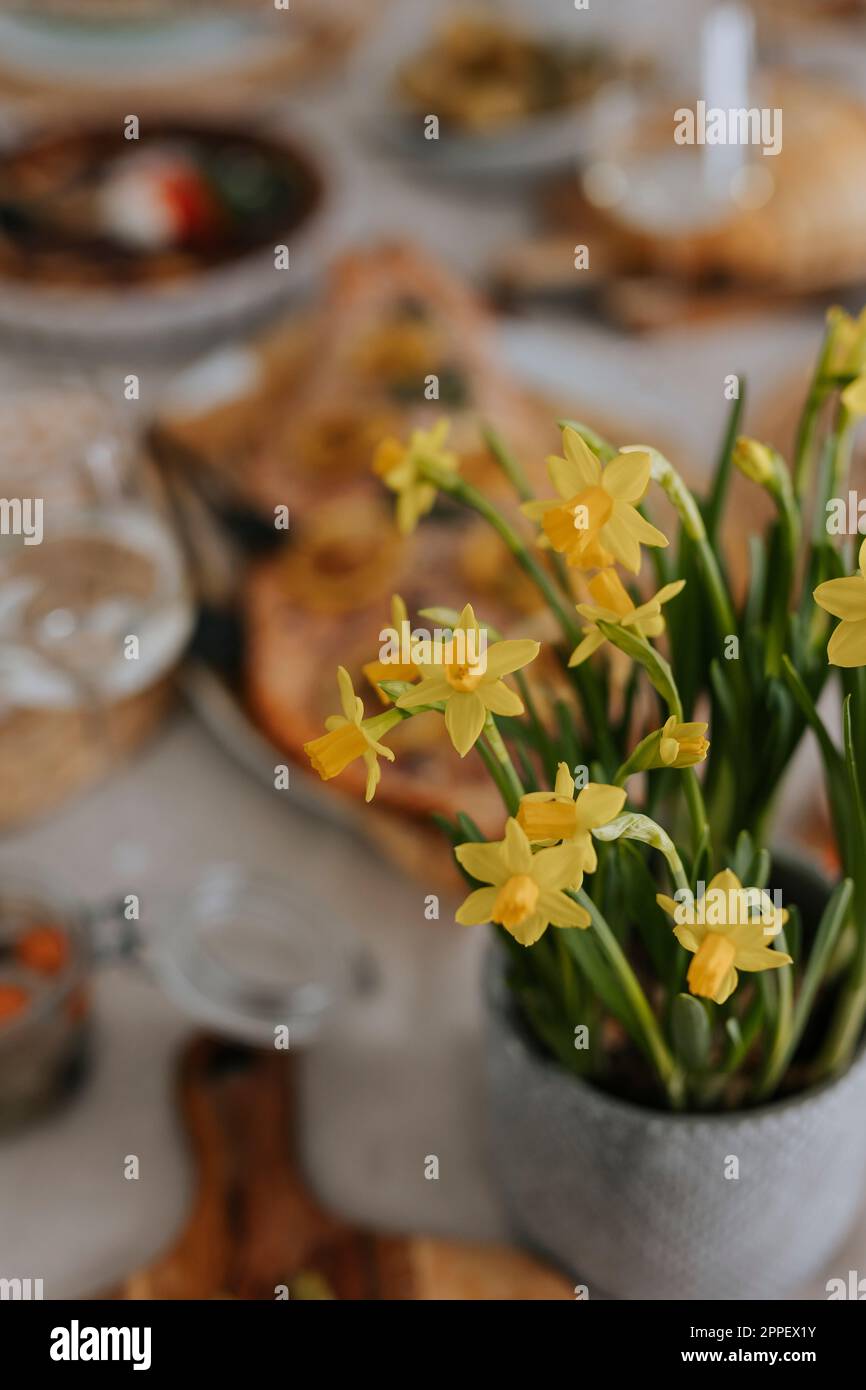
[3,0,866,1300]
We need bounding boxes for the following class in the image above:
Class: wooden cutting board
[103,1037,573,1300]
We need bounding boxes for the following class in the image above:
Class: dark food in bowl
[396,15,619,135]
[0,120,322,288]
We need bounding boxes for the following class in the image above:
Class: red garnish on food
[160,167,223,245]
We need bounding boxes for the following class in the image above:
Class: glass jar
[0,865,368,1133]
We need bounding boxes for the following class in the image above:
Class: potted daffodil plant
[304,308,866,1300]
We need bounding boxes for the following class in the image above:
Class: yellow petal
[672,921,702,954]
[842,375,866,416]
[655,579,686,605]
[557,428,602,491]
[455,840,507,885]
[706,868,744,899]
[363,750,381,802]
[455,602,479,634]
[503,817,534,875]
[304,722,368,781]
[482,638,540,679]
[541,890,591,929]
[711,966,739,1005]
[455,886,498,925]
[828,618,866,667]
[587,567,633,616]
[553,762,575,797]
[656,892,679,919]
[568,630,605,667]
[687,932,737,1001]
[445,690,487,756]
[814,575,866,621]
[659,736,679,764]
[531,842,585,889]
[602,450,651,503]
[517,799,578,842]
[337,666,361,722]
[481,682,524,717]
[575,782,627,831]
[372,437,405,478]
[505,911,548,947]
[397,676,452,707]
[599,509,641,572]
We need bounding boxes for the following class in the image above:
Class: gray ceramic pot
[486,863,866,1300]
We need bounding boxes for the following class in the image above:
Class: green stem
[483,714,525,812]
[574,887,685,1109]
[475,738,517,816]
[420,460,581,646]
[794,317,836,499]
[482,423,534,501]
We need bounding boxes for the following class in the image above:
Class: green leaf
[756,884,852,1098]
[732,829,755,882]
[706,382,746,543]
[781,656,850,851]
[596,621,681,715]
[456,811,485,843]
[671,993,712,1073]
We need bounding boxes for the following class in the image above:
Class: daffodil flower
[655,715,709,768]
[363,594,420,703]
[455,818,590,946]
[814,538,866,667]
[521,426,668,573]
[827,305,866,377]
[372,420,458,535]
[732,436,776,487]
[516,762,626,873]
[303,667,400,802]
[656,869,791,1004]
[568,568,685,667]
[396,603,539,757]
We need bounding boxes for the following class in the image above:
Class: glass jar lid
[137,863,370,1046]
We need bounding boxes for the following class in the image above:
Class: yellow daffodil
[732,436,775,487]
[363,594,419,703]
[814,537,866,667]
[521,427,668,573]
[373,420,458,535]
[827,305,866,377]
[842,376,866,417]
[655,715,709,768]
[455,818,591,946]
[568,568,685,667]
[303,667,399,802]
[516,762,626,873]
[657,869,791,1004]
[396,602,539,756]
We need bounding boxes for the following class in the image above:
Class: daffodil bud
[732,436,775,488]
[653,716,709,768]
[841,375,866,418]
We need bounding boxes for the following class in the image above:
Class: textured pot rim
[487,938,866,1131]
